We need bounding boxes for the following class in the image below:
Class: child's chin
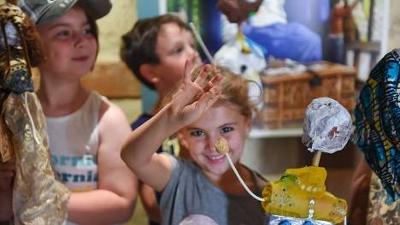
[205,163,229,175]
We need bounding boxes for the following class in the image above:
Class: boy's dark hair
[120,14,192,89]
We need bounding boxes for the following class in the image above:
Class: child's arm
[121,60,221,192]
[67,101,138,225]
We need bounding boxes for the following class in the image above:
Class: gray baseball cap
[18,0,112,25]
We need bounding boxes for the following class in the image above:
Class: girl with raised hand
[122,60,268,225]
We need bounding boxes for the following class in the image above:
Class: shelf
[249,127,303,138]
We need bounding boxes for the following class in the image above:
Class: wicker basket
[261,62,356,128]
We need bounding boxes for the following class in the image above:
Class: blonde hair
[218,69,256,119]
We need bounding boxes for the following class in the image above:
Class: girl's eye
[56,29,71,39]
[82,26,93,35]
[221,126,234,134]
[190,129,205,137]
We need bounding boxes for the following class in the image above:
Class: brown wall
[86,0,140,98]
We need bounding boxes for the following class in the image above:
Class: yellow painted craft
[262,166,347,224]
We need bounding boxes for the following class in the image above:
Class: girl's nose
[74,33,91,48]
[75,35,85,48]
[207,135,219,152]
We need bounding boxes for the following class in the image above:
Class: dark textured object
[354,49,400,203]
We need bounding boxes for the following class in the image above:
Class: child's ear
[139,64,159,84]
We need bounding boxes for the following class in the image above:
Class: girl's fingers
[173,63,222,116]
[193,64,209,85]
[196,85,221,111]
[194,64,224,93]
[184,56,195,84]
[203,73,223,93]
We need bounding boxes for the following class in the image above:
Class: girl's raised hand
[169,57,222,126]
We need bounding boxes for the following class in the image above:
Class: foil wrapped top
[302,97,352,154]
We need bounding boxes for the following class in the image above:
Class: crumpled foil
[302,97,353,154]
[4,92,70,225]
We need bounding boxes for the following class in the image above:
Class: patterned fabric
[0,3,34,98]
[0,3,69,224]
[366,173,400,225]
[4,93,70,225]
[354,49,400,203]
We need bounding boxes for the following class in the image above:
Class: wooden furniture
[261,62,356,128]
[345,41,380,81]
[82,62,141,98]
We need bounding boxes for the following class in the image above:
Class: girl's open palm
[169,59,222,126]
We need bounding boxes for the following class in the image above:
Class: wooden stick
[215,137,264,202]
[312,151,322,166]
[189,22,214,64]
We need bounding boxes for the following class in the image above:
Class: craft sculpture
[216,97,352,225]
[0,3,70,225]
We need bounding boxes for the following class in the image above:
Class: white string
[225,153,265,202]
[344,216,347,225]
[23,93,40,145]
[189,22,215,64]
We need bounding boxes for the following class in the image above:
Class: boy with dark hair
[120,14,202,225]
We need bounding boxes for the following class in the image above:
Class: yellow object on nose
[215,137,229,154]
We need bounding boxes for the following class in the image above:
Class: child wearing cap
[120,14,202,225]
[12,0,138,224]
